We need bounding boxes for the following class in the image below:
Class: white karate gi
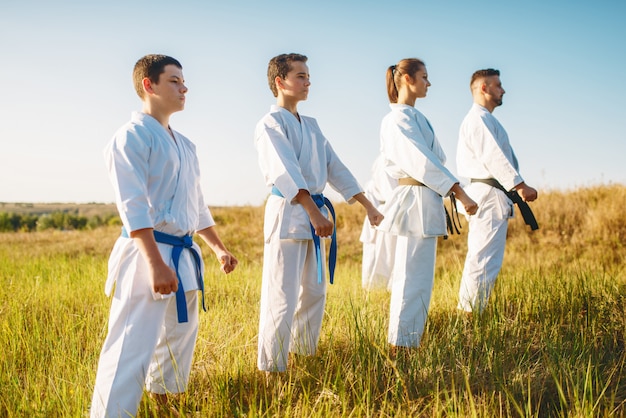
[91,112,215,418]
[359,154,397,291]
[377,104,457,347]
[255,105,363,372]
[456,103,523,313]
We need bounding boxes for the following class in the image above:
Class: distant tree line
[0,211,121,232]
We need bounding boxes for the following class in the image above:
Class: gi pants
[90,274,198,418]
[257,238,326,372]
[457,187,512,312]
[388,234,437,347]
[360,218,396,291]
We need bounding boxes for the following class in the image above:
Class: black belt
[471,178,539,230]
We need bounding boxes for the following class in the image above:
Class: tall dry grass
[0,185,625,417]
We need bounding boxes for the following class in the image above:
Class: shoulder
[391,104,417,120]
[469,104,492,121]
[464,105,493,128]
[257,110,285,130]
[116,112,163,139]
[111,118,152,148]
[383,105,417,128]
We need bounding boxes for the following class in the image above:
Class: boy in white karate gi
[90,54,238,417]
[456,68,538,314]
[255,53,383,373]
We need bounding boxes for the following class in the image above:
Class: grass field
[1,185,625,417]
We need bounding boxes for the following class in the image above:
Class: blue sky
[1,0,624,206]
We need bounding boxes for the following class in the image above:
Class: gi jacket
[378,104,457,238]
[456,103,524,219]
[255,105,363,241]
[104,112,215,298]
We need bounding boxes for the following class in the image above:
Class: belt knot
[271,186,338,284]
[121,227,206,323]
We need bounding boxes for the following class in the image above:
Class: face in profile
[484,75,505,107]
[278,60,311,102]
[406,66,431,99]
[149,64,188,113]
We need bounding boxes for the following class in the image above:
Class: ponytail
[386,65,398,103]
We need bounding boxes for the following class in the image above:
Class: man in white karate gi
[90,54,237,417]
[255,53,383,373]
[456,68,538,314]
[360,154,397,291]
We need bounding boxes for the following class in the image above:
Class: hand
[149,262,178,295]
[294,190,334,237]
[131,228,179,295]
[218,251,238,274]
[309,210,334,237]
[515,183,538,202]
[451,183,478,216]
[462,197,478,216]
[367,207,384,227]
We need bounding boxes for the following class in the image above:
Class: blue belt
[121,227,206,323]
[271,186,337,284]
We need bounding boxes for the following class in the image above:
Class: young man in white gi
[255,53,384,373]
[377,58,478,353]
[456,68,538,314]
[90,54,238,417]
[360,154,397,291]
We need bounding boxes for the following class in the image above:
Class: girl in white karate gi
[255,53,383,373]
[377,58,478,351]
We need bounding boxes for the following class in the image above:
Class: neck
[277,97,300,120]
[396,89,416,107]
[142,103,171,130]
[475,97,495,113]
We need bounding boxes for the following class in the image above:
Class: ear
[275,76,284,91]
[142,78,154,95]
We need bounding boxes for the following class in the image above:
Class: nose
[181,84,188,93]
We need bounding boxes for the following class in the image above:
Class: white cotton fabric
[255,105,363,371]
[360,154,397,290]
[103,112,214,298]
[378,104,457,238]
[456,104,522,312]
[388,234,437,346]
[256,105,362,240]
[90,112,213,417]
[457,190,510,312]
[377,103,458,347]
[456,103,523,191]
[257,239,326,371]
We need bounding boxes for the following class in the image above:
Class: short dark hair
[132,54,182,99]
[267,53,308,97]
[385,58,426,103]
[470,68,500,89]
